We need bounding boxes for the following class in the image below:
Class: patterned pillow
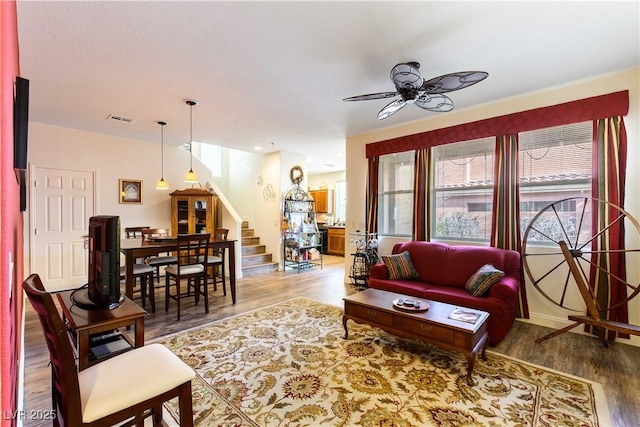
[381,251,419,280]
[465,264,505,296]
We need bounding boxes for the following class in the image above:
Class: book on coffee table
[448,308,481,324]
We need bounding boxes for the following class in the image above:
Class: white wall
[25,123,239,277]
[25,123,318,274]
[308,171,346,192]
[27,123,235,227]
[346,68,640,346]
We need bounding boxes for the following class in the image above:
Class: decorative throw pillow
[465,264,505,296]
[381,251,419,280]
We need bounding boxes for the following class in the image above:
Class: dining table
[120,236,238,304]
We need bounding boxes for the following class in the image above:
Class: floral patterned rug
[156,297,610,427]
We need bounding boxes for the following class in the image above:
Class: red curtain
[491,135,528,318]
[589,116,628,340]
[412,149,430,241]
[366,156,379,234]
[366,91,629,158]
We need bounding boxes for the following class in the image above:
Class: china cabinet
[170,188,218,236]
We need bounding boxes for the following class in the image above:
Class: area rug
[155,297,610,426]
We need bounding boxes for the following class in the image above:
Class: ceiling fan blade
[420,71,488,94]
[343,92,399,102]
[377,99,407,120]
[390,62,424,92]
[415,94,454,112]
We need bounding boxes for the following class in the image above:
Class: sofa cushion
[381,251,419,280]
[465,264,505,296]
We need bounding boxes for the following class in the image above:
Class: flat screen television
[72,215,123,310]
[13,76,29,170]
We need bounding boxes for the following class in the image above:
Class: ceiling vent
[107,114,133,123]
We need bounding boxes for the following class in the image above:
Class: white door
[31,167,95,292]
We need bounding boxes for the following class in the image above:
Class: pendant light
[156,121,169,190]
[184,99,199,183]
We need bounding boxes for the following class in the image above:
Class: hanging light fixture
[184,99,199,183]
[156,121,169,190]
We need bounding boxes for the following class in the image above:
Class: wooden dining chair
[119,264,156,312]
[206,228,229,296]
[124,226,150,239]
[123,227,156,311]
[165,233,211,320]
[142,228,178,284]
[22,273,195,427]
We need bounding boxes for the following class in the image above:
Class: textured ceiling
[16,1,639,173]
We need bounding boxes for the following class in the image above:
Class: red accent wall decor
[366,90,629,158]
[1,2,25,425]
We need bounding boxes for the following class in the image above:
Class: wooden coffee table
[343,288,489,386]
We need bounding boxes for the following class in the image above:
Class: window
[193,142,223,177]
[378,121,592,243]
[432,137,495,241]
[518,121,592,240]
[378,151,414,237]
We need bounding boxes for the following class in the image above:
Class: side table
[57,290,147,371]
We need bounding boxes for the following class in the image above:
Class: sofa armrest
[487,276,520,310]
[369,263,389,280]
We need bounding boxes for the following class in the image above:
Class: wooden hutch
[170,188,218,235]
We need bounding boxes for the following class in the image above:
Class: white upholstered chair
[22,273,195,426]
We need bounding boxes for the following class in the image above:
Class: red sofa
[368,241,522,346]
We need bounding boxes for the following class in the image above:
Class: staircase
[241,221,279,277]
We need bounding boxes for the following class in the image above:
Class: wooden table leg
[228,242,236,304]
[124,251,135,300]
[134,317,144,347]
[78,330,90,371]
[464,332,489,386]
[342,316,349,339]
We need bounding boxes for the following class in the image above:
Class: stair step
[242,244,266,256]
[242,236,261,246]
[242,262,278,277]
[240,220,277,277]
[242,253,273,267]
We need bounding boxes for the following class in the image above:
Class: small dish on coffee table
[392,298,429,311]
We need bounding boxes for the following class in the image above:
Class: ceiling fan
[343,62,488,120]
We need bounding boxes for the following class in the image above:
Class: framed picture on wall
[119,179,142,204]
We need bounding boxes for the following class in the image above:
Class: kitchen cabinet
[170,188,218,236]
[327,227,345,256]
[309,189,334,214]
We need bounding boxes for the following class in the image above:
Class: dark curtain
[412,148,430,241]
[491,134,528,318]
[366,156,379,234]
[588,116,628,340]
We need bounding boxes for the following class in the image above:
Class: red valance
[366,90,629,158]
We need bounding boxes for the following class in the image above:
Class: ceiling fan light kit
[184,99,199,183]
[343,62,488,120]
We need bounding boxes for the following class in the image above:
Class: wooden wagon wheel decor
[521,197,640,345]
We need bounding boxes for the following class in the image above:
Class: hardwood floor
[22,255,640,426]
